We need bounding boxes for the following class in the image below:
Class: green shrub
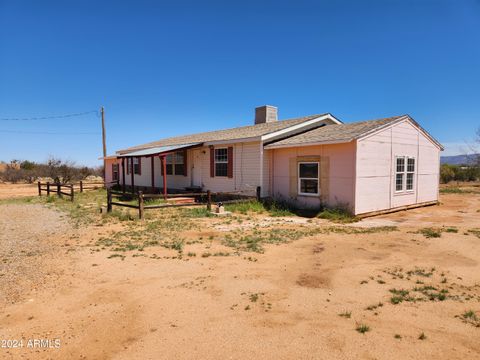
[317,208,358,223]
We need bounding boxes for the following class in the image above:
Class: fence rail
[37,182,75,201]
[37,180,115,201]
[107,187,261,219]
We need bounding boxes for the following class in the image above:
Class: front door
[191,149,202,187]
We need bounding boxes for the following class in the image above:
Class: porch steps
[166,197,196,205]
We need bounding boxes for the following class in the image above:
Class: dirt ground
[0,183,38,200]
[0,186,479,359]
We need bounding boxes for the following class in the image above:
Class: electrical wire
[0,110,99,121]
[0,130,99,135]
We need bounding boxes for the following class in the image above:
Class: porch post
[151,156,155,193]
[122,157,126,193]
[161,155,167,199]
[130,157,135,194]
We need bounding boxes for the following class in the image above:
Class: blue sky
[1,0,479,166]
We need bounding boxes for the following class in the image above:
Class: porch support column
[130,157,135,194]
[151,156,155,193]
[161,155,167,199]
[121,157,126,193]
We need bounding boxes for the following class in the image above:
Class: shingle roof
[264,115,408,148]
[118,114,329,153]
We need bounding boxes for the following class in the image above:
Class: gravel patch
[0,204,71,305]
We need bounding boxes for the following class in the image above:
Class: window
[165,154,173,175]
[395,156,415,192]
[127,159,132,174]
[406,158,415,191]
[298,162,319,195]
[395,157,405,192]
[112,164,119,181]
[174,152,185,175]
[133,157,141,175]
[214,148,228,177]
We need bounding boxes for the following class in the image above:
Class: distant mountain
[441,154,479,165]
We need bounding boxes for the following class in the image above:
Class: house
[104,106,443,216]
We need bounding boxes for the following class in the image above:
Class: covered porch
[116,142,203,197]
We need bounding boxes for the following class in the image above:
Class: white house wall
[355,119,440,214]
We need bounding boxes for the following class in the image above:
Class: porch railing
[106,187,261,220]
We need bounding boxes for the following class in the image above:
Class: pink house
[104,106,443,216]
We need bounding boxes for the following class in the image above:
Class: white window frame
[133,157,140,175]
[406,157,415,192]
[174,151,185,175]
[395,156,415,193]
[298,162,319,196]
[214,147,228,177]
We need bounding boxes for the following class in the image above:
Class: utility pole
[101,106,107,180]
[101,106,107,158]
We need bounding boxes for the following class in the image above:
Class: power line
[0,130,99,135]
[0,110,99,121]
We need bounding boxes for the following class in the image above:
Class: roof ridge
[118,113,328,152]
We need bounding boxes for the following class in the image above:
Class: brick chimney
[255,105,278,125]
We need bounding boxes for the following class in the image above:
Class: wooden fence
[37,180,116,201]
[38,182,75,202]
[107,187,261,220]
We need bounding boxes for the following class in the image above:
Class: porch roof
[117,142,202,158]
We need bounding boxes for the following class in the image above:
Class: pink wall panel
[271,142,356,210]
[356,119,440,215]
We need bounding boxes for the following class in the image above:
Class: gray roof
[118,114,330,154]
[117,143,202,158]
[265,115,443,149]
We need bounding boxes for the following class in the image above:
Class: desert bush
[440,164,480,183]
[0,157,102,184]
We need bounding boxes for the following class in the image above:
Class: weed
[440,187,480,194]
[418,332,427,340]
[356,324,370,334]
[365,302,383,311]
[187,252,196,257]
[183,207,214,218]
[445,227,458,233]
[225,200,265,214]
[249,293,259,303]
[338,311,352,318]
[317,208,359,223]
[107,254,125,260]
[462,310,478,320]
[377,279,386,284]
[417,228,442,238]
[202,252,212,258]
[394,334,402,339]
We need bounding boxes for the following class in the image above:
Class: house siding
[355,119,440,215]
[270,142,356,210]
[108,141,263,195]
[201,142,261,195]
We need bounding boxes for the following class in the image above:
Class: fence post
[70,184,74,202]
[206,190,212,211]
[80,180,83,193]
[138,191,145,220]
[38,181,42,196]
[46,182,50,196]
[256,186,261,201]
[57,183,62,198]
[107,188,112,212]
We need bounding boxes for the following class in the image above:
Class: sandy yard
[0,186,479,359]
[0,183,38,200]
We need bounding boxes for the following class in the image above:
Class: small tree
[440,164,455,183]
